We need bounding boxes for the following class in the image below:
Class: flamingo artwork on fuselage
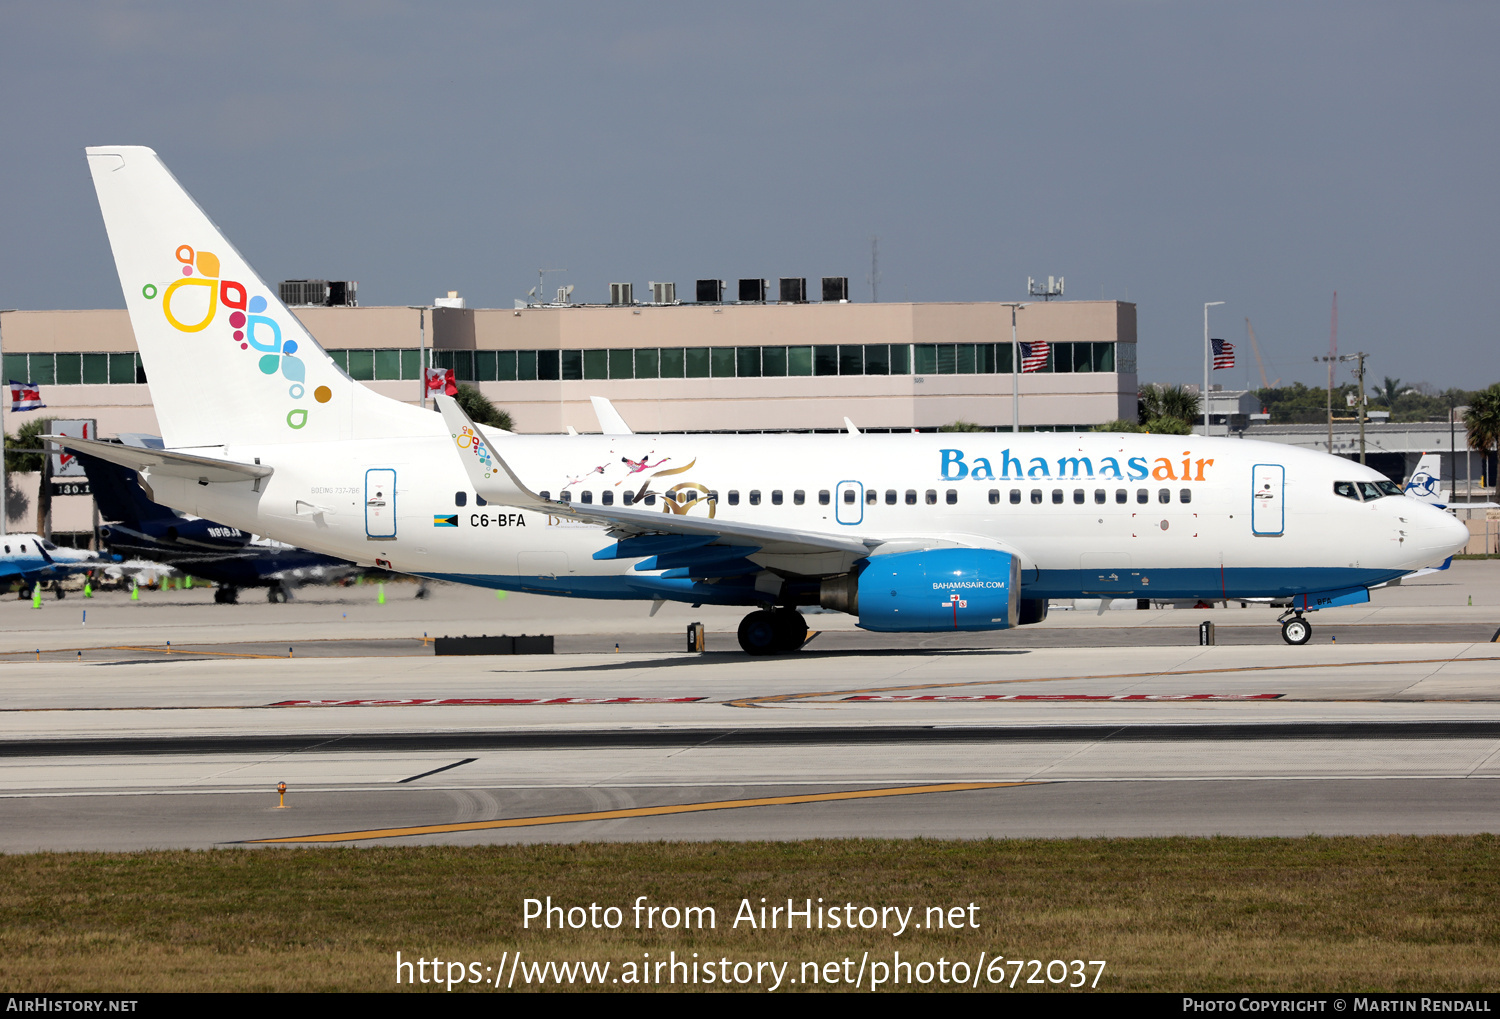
[56,146,1470,651]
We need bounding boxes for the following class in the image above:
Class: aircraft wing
[435,395,872,562]
[44,436,272,485]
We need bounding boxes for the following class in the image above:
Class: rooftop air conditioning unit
[610,283,634,306]
[650,281,676,305]
[695,279,724,303]
[738,278,767,302]
[779,277,807,303]
[822,277,849,302]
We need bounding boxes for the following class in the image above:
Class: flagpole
[1203,301,1224,436]
[1001,303,1024,433]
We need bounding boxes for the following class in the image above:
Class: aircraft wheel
[54,585,66,601]
[267,585,287,604]
[773,609,808,653]
[737,610,781,656]
[1281,616,1312,645]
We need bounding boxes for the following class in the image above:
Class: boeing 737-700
[54,146,1470,651]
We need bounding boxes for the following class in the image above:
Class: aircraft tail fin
[74,452,162,528]
[85,146,434,449]
[1404,452,1449,506]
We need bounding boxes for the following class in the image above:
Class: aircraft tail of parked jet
[1404,453,1450,507]
[85,146,436,450]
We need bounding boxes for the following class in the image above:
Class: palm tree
[939,421,986,432]
[1376,376,1403,409]
[1466,384,1500,482]
[454,384,514,431]
[1137,384,1200,432]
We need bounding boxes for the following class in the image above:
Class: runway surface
[2,564,1498,851]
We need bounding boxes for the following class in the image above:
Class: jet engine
[820,548,1020,632]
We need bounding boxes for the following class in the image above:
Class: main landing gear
[1278,611,1312,645]
[737,608,809,656]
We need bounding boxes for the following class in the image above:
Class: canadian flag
[424,367,457,397]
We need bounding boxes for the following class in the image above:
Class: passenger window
[1358,482,1381,500]
[989,489,1000,505]
[844,489,856,504]
[559,491,572,503]
[925,490,937,505]
[866,489,877,505]
[455,491,467,507]
[580,491,593,504]
[1052,489,1063,504]
[793,490,805,505]
[643,494,656,506]
[707,490,718,503]
[684,490,698,502]
[818,490,830,506]
[772,490,783,505]
[1073,489,1084,504]
[1010,489,1021,504]
[1031,489,1042,504]
[749,490,761,505]
[539,491,550,500]
[1094,489,1106,504]
[728,490,740,506]
[1116,489,1127,504]
[601,491,613,506]
[622,491,633,505]
[1179,489,1191,504]
[1158,489,1170,504]
[905,489,917,505]
[946,490,958,505]
[1136,489,1148,504]
[886,489,897,505]
[475,495,487,506]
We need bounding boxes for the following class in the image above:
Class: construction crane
[1244,317,1280,390]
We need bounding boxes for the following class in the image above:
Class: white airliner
[56,146,1469,650]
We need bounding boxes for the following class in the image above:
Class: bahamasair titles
[56,146,1469,652]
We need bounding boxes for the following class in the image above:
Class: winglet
[434,394,549,509]
[843,417,861,435]
[591,396,634,435]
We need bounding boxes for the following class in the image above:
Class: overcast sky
[2,1,1495,392]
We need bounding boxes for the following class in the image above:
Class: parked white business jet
[57,146,1469,650]
[0,533,99,597]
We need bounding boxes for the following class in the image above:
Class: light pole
[408,306,431,408]
[1000,303,1026,433]
[1203,302,1224,435]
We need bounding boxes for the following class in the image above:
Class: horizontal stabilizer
[45,435,271,485]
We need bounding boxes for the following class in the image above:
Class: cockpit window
[1376,480,1402,497]
[1358,481,1381,501]
[1334,481,1360,500]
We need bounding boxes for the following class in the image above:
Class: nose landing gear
[737,608,809,655]
[1278,611,1312,645]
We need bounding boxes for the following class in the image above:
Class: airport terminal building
[2,298,1138,438]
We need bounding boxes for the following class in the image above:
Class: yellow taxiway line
[247,781,1037,844]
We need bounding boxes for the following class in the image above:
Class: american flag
[8,380,44,412]
[1211,338,1235,370]
[1019,341,1050,373]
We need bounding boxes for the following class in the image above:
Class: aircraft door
[1251,464,1284,536]
[365,468,397,538]
[835,480,864,525]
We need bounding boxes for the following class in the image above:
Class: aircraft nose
[1417,505,1471,557]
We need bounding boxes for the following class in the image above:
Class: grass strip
[1,836,1497,992]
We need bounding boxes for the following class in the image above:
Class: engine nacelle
[849,549,1019,632]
